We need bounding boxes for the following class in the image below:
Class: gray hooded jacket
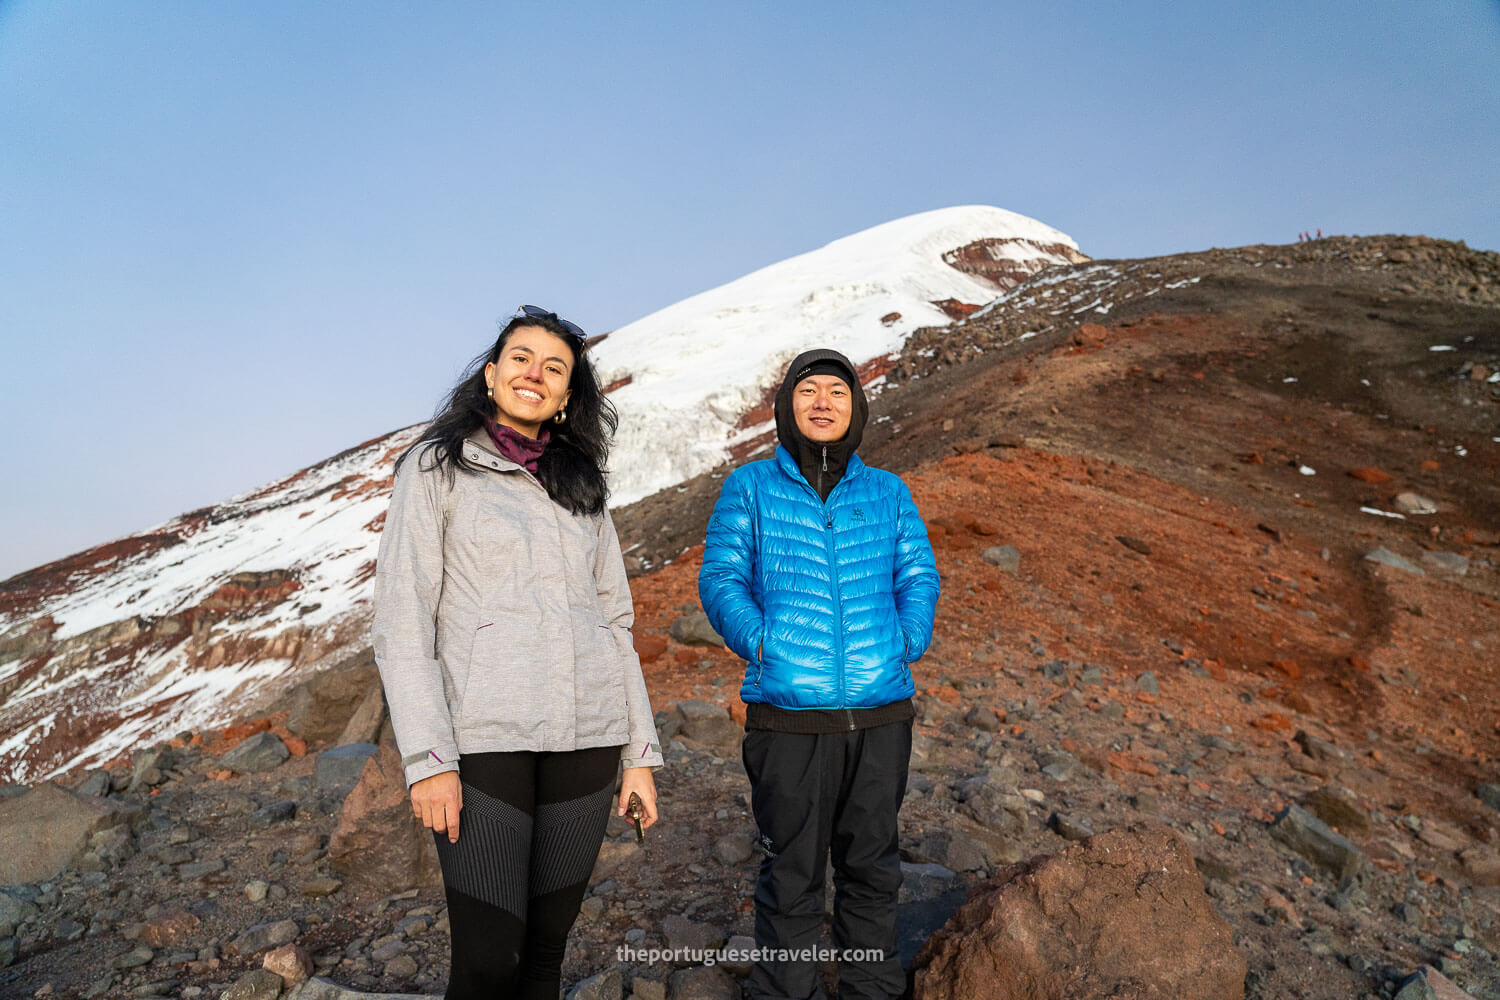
[373,428,663,787]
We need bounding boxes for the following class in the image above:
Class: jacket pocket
[584,623,631,737]
[453,621,494,729]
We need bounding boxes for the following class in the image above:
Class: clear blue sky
[2,2,1496,579]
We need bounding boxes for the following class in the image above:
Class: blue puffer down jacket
[699,444,940,710]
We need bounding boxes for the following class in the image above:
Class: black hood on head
[773,348,868,499]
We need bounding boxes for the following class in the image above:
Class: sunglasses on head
[512,304,587,345]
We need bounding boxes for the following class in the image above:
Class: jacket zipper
[823,507,848,716]
[790,452,853,717]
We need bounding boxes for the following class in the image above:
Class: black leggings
[434,746,619,1000]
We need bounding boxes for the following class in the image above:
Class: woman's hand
[618,766,659,831]
[411,771,463,843]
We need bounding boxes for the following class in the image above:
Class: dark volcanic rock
[675,700,740,755]
[1298,786,1371,839]
[668,611,724,648]
[316,743,378,794]
[1269,804,1366,882]
[220,731,290,774]
[229,918,299,956]
[250,799,298,828]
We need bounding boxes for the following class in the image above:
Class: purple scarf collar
[484,418,550,472]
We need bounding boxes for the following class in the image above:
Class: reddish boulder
[140,906,202,948]
[1073,322,1109,347]
[326,741,441,895]
[634,633,669,664]
[913,823,1245,1000]
[263,942,313,985]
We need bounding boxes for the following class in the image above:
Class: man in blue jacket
[700,348,940,1000]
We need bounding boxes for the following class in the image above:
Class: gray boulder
[661,914,725,954]
[72,770,112,798]
[667,967,738,1000]
[963,704,1002,732]
[221,969,284,1000]
[220,731,290,774]
[128,745,176,790]
[981,545,1020,572]
[229,918,299,957]
[712,834,755,866]
[1269,804,1365,882]
[317,744,379,794]
[675,701,741,756]
[335,684,386,747]
[1038,752,1079,782]
[0,783,140,884]
[1421,551,1469,576]
[286,978,435,1000]
[1393,964,1478,1000]
[250,801,298,828]
[669,612,724,648]
[1048,812,1096,842]
[959,782,1029,836]
[1299,786,1371,839]
[1392,492,1438,515]
[1479,784,1500,812]
[0,889,39,928]
[279,651,381,742]
[566,968,623,1000]
[1363,547,1424,575]
[899,861,961,904]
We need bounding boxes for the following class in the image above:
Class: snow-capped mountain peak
[590,205,1084,504]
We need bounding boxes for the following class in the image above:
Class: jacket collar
[461,428,524,473]
[775,444,865,493]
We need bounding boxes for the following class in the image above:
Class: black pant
[433,746,618,1000]
[742,721,912,1000]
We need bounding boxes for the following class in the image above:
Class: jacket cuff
[401,747,461,788]
[621,741,664,769]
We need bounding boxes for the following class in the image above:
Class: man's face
[792,374,853,443]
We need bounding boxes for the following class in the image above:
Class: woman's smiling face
[484,325,575,437]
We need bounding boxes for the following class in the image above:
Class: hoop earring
[553,407,567,424]
[486,386,494,401]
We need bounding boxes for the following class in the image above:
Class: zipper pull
[821,445,828,473]
[827,515,834,529]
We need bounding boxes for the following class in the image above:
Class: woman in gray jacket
[373,305,662,999]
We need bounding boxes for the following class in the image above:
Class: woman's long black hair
[395,311,617,516]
